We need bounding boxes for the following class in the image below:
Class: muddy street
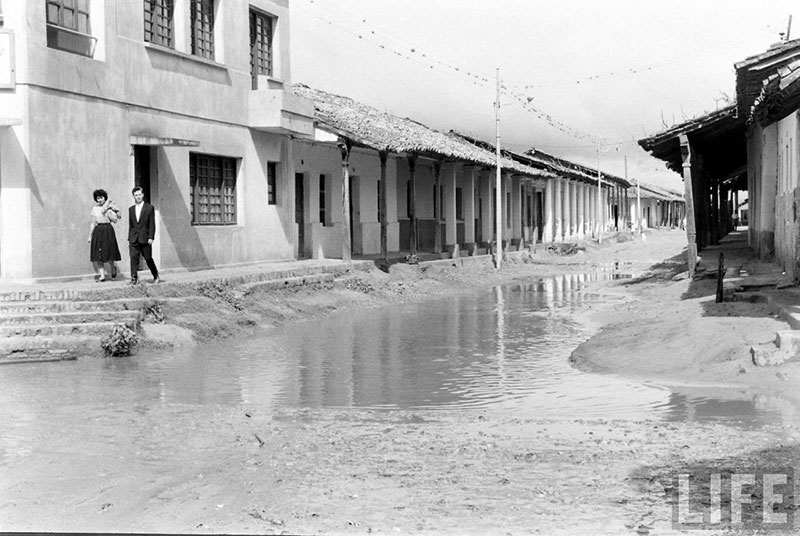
[2,230,799,534]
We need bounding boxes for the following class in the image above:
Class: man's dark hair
[132,186,144,195]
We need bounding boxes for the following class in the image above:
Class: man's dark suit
[128,202,159,281]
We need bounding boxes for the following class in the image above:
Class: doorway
[295,173,305,258]
[133,145,152,204]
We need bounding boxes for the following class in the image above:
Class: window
[456,187,463,220]
[190,153,237,224]
[319,174,327,224]
[144,0,174,47]
[250,9,274,88]
[506,192,511,227]
[191,0,214,60]
[46,0,95,57]
[47,0,90,33]
[267,162,277,205]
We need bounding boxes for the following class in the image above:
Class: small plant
[194,280,243,310]
[143,299,165,323]
[101,323,138,357]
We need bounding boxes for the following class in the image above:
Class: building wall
[292,142,400,258]
[774,112,800,280]
[0,0,303,281]
[752,122,779,260]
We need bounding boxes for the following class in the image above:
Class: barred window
[144,0,174,47]
[267,162,278,205]
[46,0,91,34]
[190,153,237,225]
[190,0,214,60]
[250,9,274,87]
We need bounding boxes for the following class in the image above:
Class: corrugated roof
[292,84,551,178]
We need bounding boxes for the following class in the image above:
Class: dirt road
[3,229,799,535]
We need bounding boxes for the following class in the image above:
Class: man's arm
[147,205,156,242]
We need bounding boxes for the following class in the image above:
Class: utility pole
[636,155,642,236]
[495,67,502,269]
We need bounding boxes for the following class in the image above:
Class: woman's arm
[88,217,96,243]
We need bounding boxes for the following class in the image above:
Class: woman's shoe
[110,265,118,280]
[97,276,106,283]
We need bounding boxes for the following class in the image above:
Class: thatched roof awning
[637,105,745,173]
[293,84,551,178]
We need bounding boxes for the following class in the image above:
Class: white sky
[290,0,797,190]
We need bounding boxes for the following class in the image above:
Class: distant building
[0,0,314,282]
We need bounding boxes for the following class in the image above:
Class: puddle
[0,270,789,432]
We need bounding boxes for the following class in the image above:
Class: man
[128,186,160,284]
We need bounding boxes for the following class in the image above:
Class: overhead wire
[295,0,790,149]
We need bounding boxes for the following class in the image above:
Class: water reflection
[0,271,792,433]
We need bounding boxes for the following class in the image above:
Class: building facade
[0,0,313,282]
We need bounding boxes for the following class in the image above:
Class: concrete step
[0,320,139,338]
[0,298,147,315]
[0,310,142,326]
[236,273,336,296]
[0,262,373,303]
[0,335,102,364]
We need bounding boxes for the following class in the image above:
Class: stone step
[0,335,102,364]
[0,310,142,326]
[236,273,336,296]
[0,320,139,338]
[0,262,372,302]
[0,298,147,315]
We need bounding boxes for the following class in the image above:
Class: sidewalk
[0,258,375,301]
[696,228,800,365]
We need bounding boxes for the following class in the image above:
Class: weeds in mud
[101,323,138,357]
[142,299,165,323]
[194,280,244,310]
[343,277,374,293]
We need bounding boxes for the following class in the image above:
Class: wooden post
[716,252,725,303]
[408,154,418,256]
[680,134,698,277]
[434,160,442,255]
[338,141,352,262]
[379,150,388,263]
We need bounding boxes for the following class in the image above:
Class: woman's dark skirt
[90,223,121,263]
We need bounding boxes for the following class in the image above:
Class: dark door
[295,173,305,258]
[536,191,544,241]
[348,175,355,251]
[133,145,151,204]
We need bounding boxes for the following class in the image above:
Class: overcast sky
[290,1,797,190]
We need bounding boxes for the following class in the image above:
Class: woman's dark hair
[93,189,108,201]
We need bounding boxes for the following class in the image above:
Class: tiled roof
[636,182,683,201]
[293,84,552,177]
[449,131,631,188]
[735,39,800,120]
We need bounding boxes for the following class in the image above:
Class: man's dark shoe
[128,278,138,286]
[152,276,160,284]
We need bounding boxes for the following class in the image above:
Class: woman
[88,188,122,282]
